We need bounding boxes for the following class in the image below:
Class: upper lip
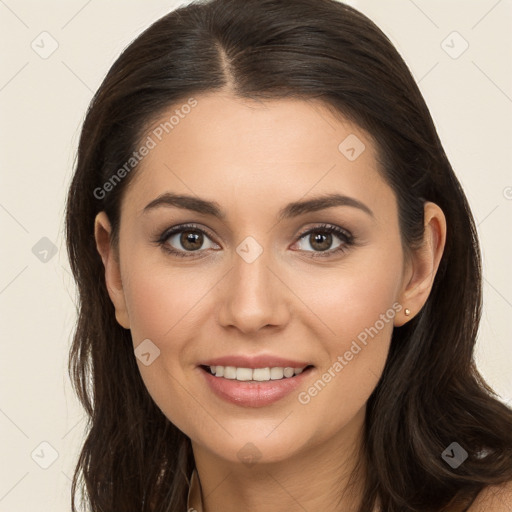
[199,354,314,369]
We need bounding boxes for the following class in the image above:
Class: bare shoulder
[467,480,512,511]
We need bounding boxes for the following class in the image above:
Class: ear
[394,201,447,327]
[94,211,130,329]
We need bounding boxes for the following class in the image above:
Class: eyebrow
[142,192,374,220]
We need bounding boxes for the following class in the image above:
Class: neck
[191,406,368,512]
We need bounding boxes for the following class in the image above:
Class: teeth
[283,367,295,378]
[208,365,307,381]
[253,367,270,381]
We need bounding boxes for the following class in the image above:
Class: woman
[65,0,512,510]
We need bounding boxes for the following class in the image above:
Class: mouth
[200,364,315,382]
[198,362,316,407]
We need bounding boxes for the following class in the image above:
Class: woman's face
[96,92,417,468]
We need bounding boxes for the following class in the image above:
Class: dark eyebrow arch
[142,192,374,219]
[278,193,374,220]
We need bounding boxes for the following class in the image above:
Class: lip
[198,364,315,408]
[198,354,313,369]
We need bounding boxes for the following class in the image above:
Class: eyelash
[155,222,355,259]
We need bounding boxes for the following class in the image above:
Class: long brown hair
[65,0,512,510]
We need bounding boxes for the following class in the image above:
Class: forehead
[122,92,392,220]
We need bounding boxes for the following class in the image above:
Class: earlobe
[394,202,447,327]
[94,211,131,329]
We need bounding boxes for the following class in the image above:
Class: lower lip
[198,366,315,408]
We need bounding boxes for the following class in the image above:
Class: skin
[469,481,512,511]
[94,91,447,511]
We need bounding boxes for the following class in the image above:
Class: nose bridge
[218,233,289,332]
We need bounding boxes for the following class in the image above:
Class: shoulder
[467,480,512,511]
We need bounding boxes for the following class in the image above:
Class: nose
[217,242,291,334]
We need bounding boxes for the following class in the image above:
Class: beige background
[0,0,511,509]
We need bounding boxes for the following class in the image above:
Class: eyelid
[296,223,353,242]
[157,223,216,243]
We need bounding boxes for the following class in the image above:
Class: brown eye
[294,224,354,258]
[308,231,333,251]
[157,223,219,257]
[179,230,204,251]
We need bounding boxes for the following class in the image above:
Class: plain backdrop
[0,0,511,510]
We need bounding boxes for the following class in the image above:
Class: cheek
[292,244,402,416]
[122,256,211,343]
[121,262,205,432]
[120,257,219,427]
[295,240,403,343]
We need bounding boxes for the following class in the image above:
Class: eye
[293,224,354,258]
[156,223,219,258]
[155,222,355,259]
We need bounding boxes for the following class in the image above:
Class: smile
[198,364,315,407]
